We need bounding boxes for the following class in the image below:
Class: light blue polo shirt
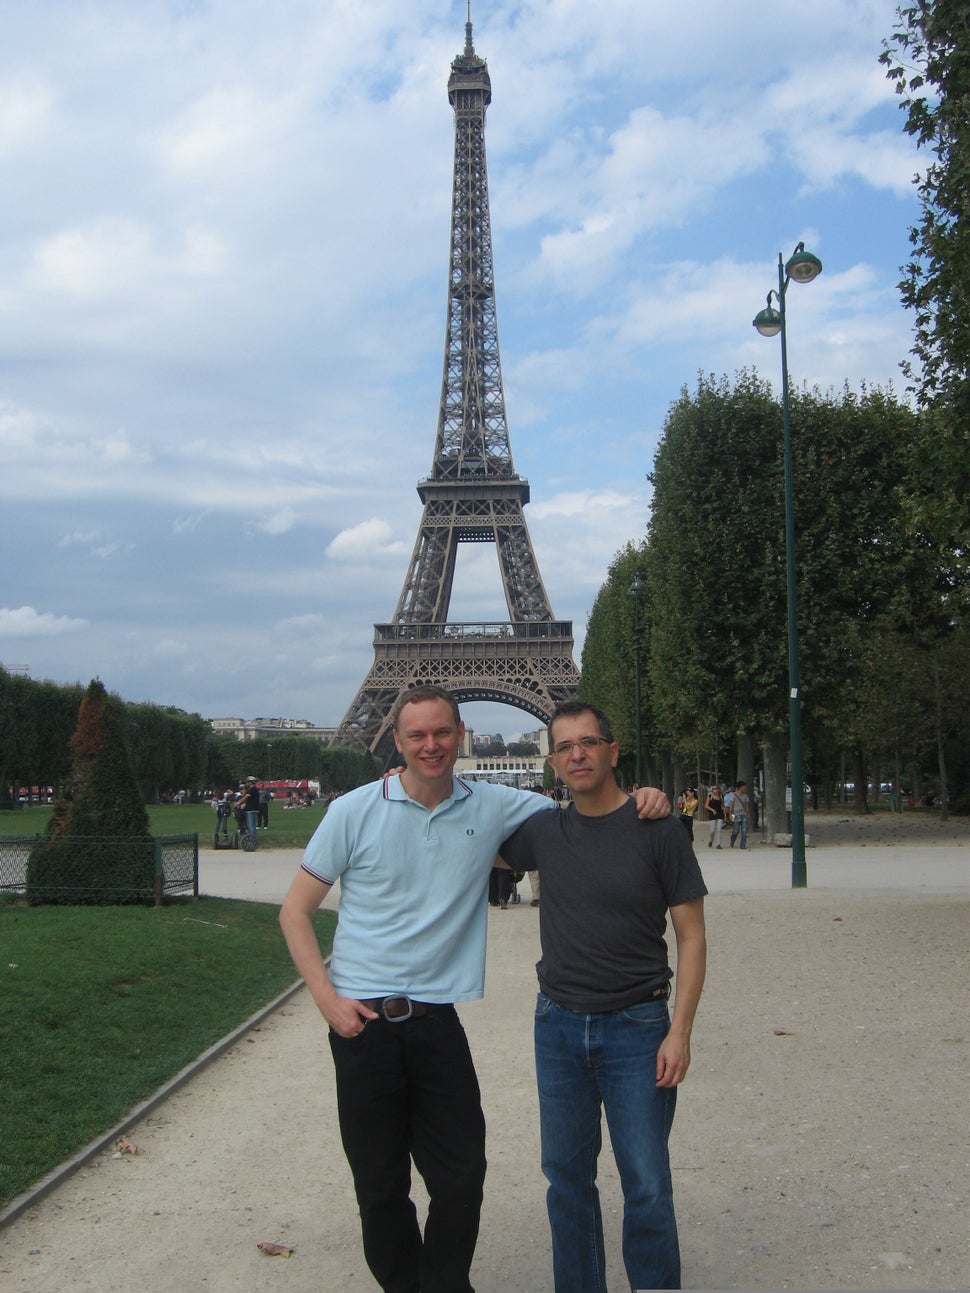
[301,776,553,1002]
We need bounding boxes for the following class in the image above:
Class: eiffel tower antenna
[333,13,580,759]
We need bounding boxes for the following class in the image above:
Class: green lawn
[0,800,329,848]
[0,897,335,1208]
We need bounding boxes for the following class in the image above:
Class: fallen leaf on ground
[257,1242,295,1258]
[115,1137,138,1155]
[772,1028,795,1036]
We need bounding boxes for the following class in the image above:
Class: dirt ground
[1,809,967,1291]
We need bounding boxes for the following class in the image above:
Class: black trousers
[488,867,513,906]
[328,1006,486,1293]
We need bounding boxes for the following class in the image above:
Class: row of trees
[208,735,379,792]
[0,669,379,807]
[578,376,968,816]
[580,4,968,820]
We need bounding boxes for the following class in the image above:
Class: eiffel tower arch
[332,9,580,762]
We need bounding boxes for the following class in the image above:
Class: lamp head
[753,304,783,338]
[628,571,647,600]
[785,244,822,284]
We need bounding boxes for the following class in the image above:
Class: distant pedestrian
[679,787,698,841]
[259,785,272,830]
[704,783,726,849]
[727,780,750,849]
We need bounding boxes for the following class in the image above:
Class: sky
[0,0,922,743]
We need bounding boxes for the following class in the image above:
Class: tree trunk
[762,732,787,837]
[662,751,675,801]
[933,648,949,821]
[736,731,754,792]
[853,748,869,814]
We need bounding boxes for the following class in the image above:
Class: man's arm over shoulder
[631,785,670,818]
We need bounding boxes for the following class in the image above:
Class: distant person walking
[705,783,726,849]
[727,780,750,849]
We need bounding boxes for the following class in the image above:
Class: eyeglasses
[551,736,611,757]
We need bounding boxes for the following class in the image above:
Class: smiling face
[547,709,619,805]
[393,697,465,804]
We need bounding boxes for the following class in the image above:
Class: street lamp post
[753,241,822,889]
[628,571,647,788]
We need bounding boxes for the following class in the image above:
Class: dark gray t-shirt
[500,799,707,1011]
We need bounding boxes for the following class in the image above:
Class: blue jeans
[245,810,259,836]
[730,813,747,847]
[534,993,680,1291]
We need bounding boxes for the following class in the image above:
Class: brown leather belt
[359,995,448,1022]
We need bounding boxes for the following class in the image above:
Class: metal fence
[0,833,198,904]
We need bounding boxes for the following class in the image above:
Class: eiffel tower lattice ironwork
[332,10,579,760]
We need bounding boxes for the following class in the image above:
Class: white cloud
[0,606,88,638]
[327,519,409,562]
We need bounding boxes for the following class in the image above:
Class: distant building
[209,717,337,742]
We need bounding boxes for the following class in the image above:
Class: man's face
[547,711,618,797]
[393,698,465,785]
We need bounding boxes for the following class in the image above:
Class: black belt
[359,995,450,1022]
[560,984,670,1012]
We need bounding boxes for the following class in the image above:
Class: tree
[880,2,970,592]
[27,680,153,904]
[578,541,664,787]
[644,373,921,818]
[48,680,149,840]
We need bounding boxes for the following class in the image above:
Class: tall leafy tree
[880,1,970,593]
[646,373,920,811]
[578,541,663,786]
[648,371,784,749]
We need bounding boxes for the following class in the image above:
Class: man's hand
[325,996,380,1038]
[656,1030,691,1087]
[632,786,671,819]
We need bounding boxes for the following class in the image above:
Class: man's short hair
[390,685,462,731]
[736,780,746,789]
[547,700,614,744]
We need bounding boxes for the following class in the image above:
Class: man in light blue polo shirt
[279,685,668,1293]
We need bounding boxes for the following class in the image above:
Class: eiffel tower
[333,7,580,760]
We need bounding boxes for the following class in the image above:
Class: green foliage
[647,371,784,745]
[577,371,967,805]
[324,743,381,791]
[25,837,156,907]
[27,681,153,905]
[579,541,659,779]
[51,681,149,840]
[881,1,970,594]
[0,670,83,804]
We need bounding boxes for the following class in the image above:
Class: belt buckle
[380,995,413,1022]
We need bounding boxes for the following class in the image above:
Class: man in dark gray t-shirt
[499,700,707,1293]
